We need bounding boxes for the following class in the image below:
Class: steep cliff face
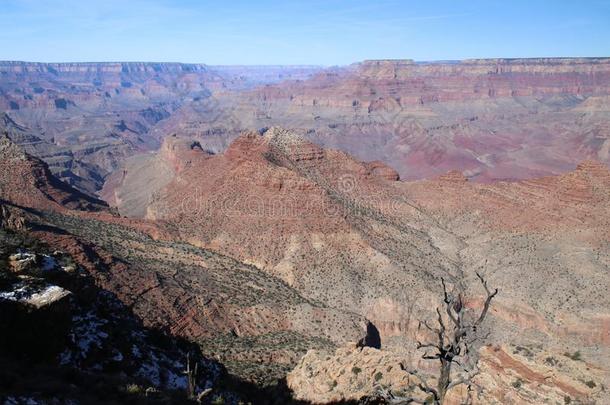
[1,120,609,401]
[0,62,325,194]
[0,134,370,389]
[105,128,610,401]
[3,59,610,192]
[287,343,607,404]
[0,62,227,193]
[0,225,227,404]
[0,134,107,211]
[203,58,610,182]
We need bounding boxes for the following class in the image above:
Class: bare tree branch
[473,272,498,329]
[403,274,498,404]
[416,341,440,350]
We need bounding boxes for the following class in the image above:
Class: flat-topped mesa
[263,127,325,163]
[159,134,212,172]
[553,159,610,204]
[461,57,610,65]
[0,61,210,74]
[364,161,400,181]
[574,159,610,180]
[437,170,469,183]
[349,56,610,81]
[222,128,404,189]
[356,59,415,79]
[0,133,107,211]
[224,130,269,162]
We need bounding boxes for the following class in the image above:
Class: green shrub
[511,378,523,389]
[563,351,582,361]
[351,366,362,375]
[212,395,226,405]
[544,356,558,366]
[374,371,383,382]
[125,384,142,394]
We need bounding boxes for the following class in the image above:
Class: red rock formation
[0,134,107,211]
[2,120,609,399]
[364,161,400,181]
[437,170,468,183]
[205,58,610,182]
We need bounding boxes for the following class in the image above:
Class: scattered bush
[544,356,558,366]
[54,98,68,109]
[211,395,226,405]
[351,366,361,375]
[125,383,142,394]
[563,351,582,361]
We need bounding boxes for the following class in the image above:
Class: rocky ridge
[106,127,609,403]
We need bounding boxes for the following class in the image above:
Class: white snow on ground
[3,397,40,405]
[0,283,69,308]
[112,350,124,362]
[71,311,109,357]
[136,351,188,389]
[131,345,142,358]
[41,255,58,271]
[9,251,36,262]
[26,285,69,307]
[137,352,162,386]
[0,284,28,300]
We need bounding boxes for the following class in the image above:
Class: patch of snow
[9,251,35,262]
[0,283,69,308]
[112,351,124,362]
[58,349,72,366]
[137,352,161,386]
[26,285,69,307]
[41,255,58,271]
[165,369,188,390]
[0,284,28,301]
[131,345,142,358]
[3,397,40,405]
[71,311,110,358]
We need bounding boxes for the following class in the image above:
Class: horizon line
[1,56,610,68]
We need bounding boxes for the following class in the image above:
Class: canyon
[1,58,609,404]
[2,58,610,193]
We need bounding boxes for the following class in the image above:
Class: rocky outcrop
[0,238,226,403]
[287,343,606,404]
[0,134,108,212]
[0,203,25,230]
[206,57,610,182]
[104,129,610,399]
[364,161,400,181]
[0,122,606,402]
[287,343,418,403]
[158,134,212,172]
[0,277,72,361]
[437,170,468,183]
[0,63,323,193]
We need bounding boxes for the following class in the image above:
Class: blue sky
[1,0,609,65]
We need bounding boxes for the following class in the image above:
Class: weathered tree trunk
[438,358,451,404]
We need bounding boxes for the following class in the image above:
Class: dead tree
[184,352,198,400]
[376,273,498,405]
[183,352,214,403]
